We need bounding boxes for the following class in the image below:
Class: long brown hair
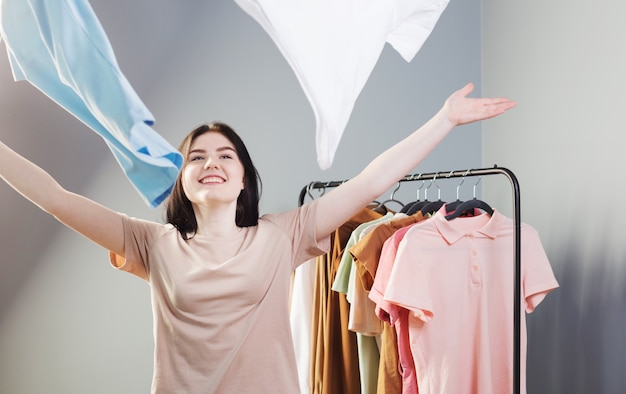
[165,122,262,239]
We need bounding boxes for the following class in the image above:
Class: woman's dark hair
[165,122,262,239]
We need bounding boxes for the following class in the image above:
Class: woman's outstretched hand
[444,82,517,127]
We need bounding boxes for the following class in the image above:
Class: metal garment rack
[298,165,522,394]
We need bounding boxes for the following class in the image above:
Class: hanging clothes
[332,212,395,394]
[0,0,182,207]
[372,206,559,394]
[290,257,317,394]
[349,212,427,394]
[310,208,382,393]
[367,218,427,394]
[234,0,450,170]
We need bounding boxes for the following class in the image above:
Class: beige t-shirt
[110,200,329,393]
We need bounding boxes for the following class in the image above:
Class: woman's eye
[220,154,233,160]
[189,156,203,162]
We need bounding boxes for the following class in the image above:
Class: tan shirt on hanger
[350,212,426,394]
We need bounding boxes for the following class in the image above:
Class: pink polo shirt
[370,223,422,394]
[374,207,558,394]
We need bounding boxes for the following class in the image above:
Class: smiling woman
[183,133,245,201]
[0,0,502,392]
[0,83,515,392]
[167,122,261,240]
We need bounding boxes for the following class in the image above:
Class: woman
[0,83,515,393]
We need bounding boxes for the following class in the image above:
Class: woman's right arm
[1,141,126,257]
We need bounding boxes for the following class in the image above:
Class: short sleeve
[263,199,330,269]
[109,214,164,281]
[521,225,559,312]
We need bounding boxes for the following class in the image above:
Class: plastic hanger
[399,174,425,214]
[406,175,436,215]
[305,181,326,201]
[444,175,493,220]
[374,182,404,212]
[444,170,468,213]
[417,174,446,216]
[419,200,446,216]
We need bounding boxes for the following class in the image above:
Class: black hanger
[444,198,493,220]
[404,200,428,215]
[419,199,446,216]
[418,175,445,216]
[400,175,425,214]
[444,170,467,214]
[444,199,463,213]
[373,182,404,213]
[368,200,388,214]
[444,175,493,220]
[406,176,437,215]
[399,201,415,214]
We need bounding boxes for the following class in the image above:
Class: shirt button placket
[468,234,482,286]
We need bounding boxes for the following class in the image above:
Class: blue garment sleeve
[0,0,183,207]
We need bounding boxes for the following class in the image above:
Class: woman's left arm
[314,83,516,239]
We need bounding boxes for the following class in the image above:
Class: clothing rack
[298,165,522,394]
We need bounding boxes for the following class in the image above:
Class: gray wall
[5,1,621,393]
[0,1,483,393]
[482,1,626,393]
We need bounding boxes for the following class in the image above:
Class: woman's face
[181,131,245,208]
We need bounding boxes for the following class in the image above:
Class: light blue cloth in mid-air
[0,0,182,207]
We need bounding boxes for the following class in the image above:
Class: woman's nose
[203,157,218,169]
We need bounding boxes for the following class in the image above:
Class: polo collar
[431,204,505,244]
